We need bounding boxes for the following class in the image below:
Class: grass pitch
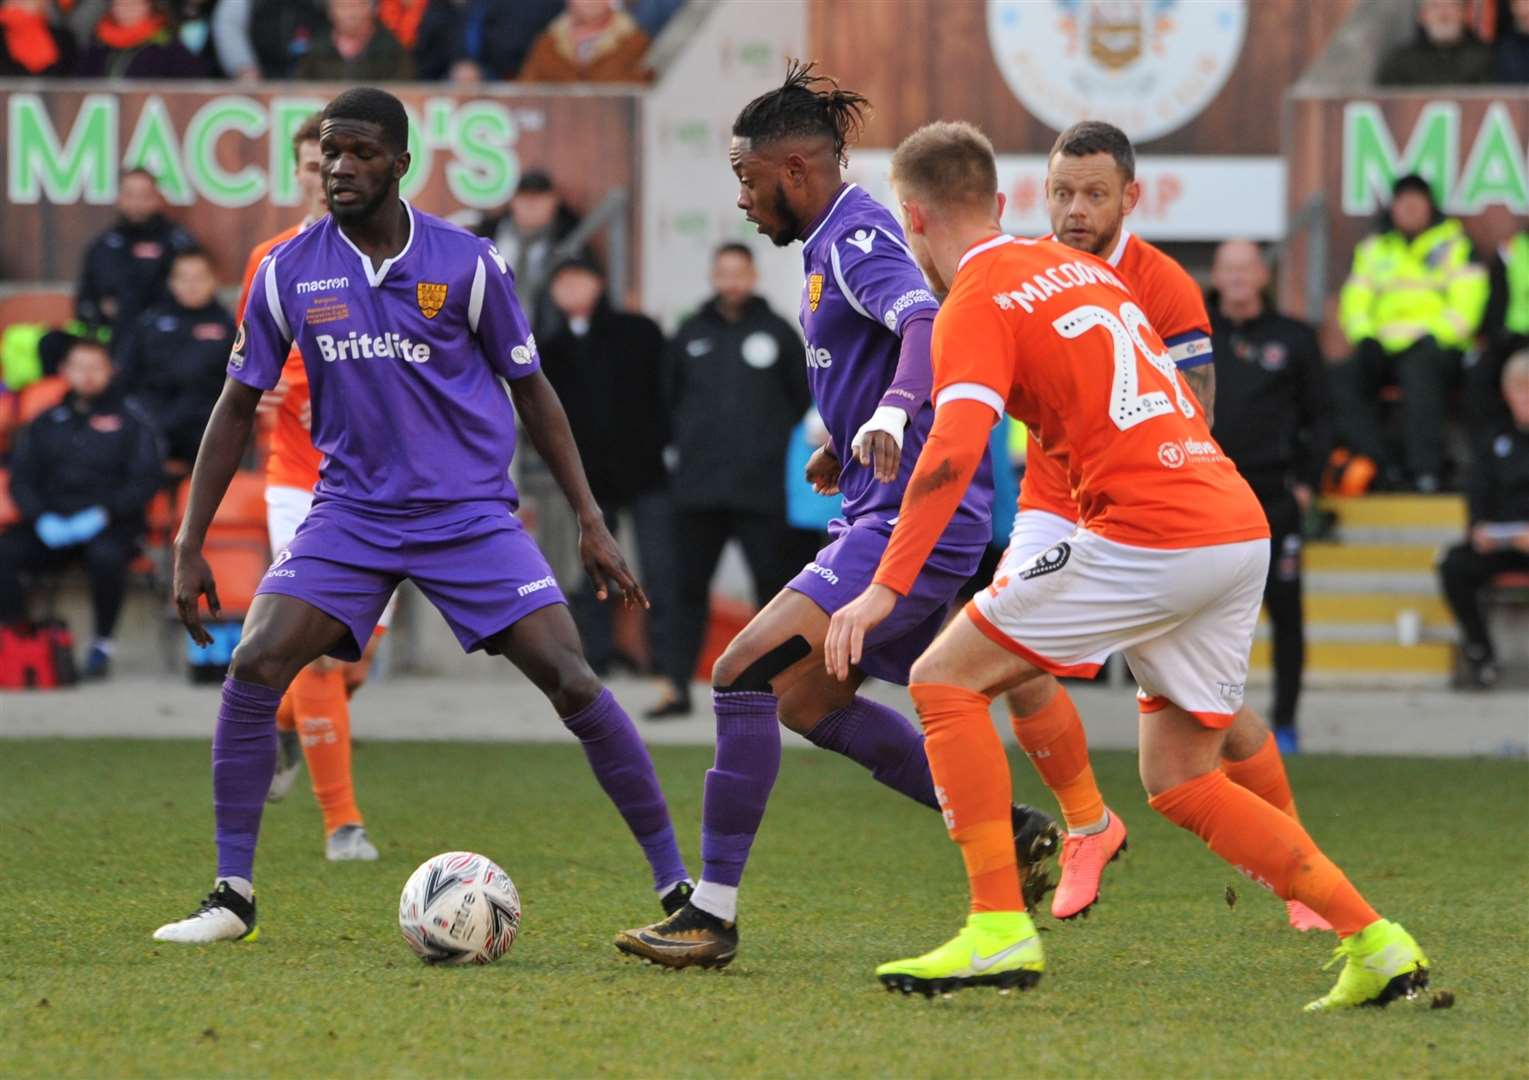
[2,736,1526,1078]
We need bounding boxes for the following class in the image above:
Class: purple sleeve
[472,241,540,381]
[879,310,934,418]
[831,226,940,334]
[226,254,291,392]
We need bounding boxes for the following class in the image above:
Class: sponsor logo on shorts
[516,575,557,598]
[1217,681,1246,702]
[297,276,350,294]
[804,562,839,586]
[1019,541,1070,580]
[264,547,297,578]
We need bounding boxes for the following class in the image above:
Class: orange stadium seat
[0,291,73,336]
[201,544,269,615]
[0,467,19,529]
[174,470,268,547]
[17,376,67,424]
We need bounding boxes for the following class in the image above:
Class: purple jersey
[231,205,538,512]
[798,184,992,548]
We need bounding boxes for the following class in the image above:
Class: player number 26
[1052,301,1197,432]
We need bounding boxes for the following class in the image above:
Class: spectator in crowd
[115,248,234,473]
[1333,173,1487,491]
[413,0,560,81]
[628,0,685,37]
[1494,0,1529,82]
[518,0,651,83]
[1209,239,1333,748]
[1377,0,1493,85]
[0,339,163,679]
[294,0,413,81]
[537,257,682,703]
[0,0,76,77]
[76,168,199,344]
[75,0,209,78]
[1437,349,1529,689]
[212,0,327,80]
[661,243,811,717]
[469,170,587,334]
[1470,221,1529,429]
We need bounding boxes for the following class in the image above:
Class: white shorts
[1005,508,1076,566]
[266,485,397,632]
[970,528,1268,727]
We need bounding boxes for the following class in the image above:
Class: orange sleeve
[873,398,995,596]
[235,241,268,323]
[1135,253,1211,342]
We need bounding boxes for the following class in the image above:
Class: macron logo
[805,562,839,586]
[516,575,557,598]
[296,277,349,294]
[845,229,875,254]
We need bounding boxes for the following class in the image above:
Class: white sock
[1068,810,1111,838]
[656,878,694,900]
[216,876,253,901]
[690,880,737,922]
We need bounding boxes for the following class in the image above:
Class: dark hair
[713,242,753,264]
[172,246,213,265]
[732,59,869,166]
[121,166,158,186]
[1050,121,1136,180]
[292,112,323,156]
[551,255,604,280]
[321,87,409,154]
[63,337,111,363]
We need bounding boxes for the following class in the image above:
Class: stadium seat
[0,392,16,456]
[0,291,73,335]
[201,544,269,615]
[17,376,67,424]
[0,467,19,529]
[174,470,268,547]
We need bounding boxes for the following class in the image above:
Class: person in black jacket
[1438,349,1529,689]
[115,248,234,471]
[660,243,811,717]
[75,168,199,343]
[538,257,684,703]
[1208,239,1333,747]
[0,339,164,677]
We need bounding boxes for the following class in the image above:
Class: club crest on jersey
[416,282,448,319]
[808,273,824,312]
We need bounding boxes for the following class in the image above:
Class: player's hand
[579,517,649,609]
[805,444,842,495]
[824,584,898,681]
[172,542,221,647]
[1512,529,1529,555]
[850,405,907,484]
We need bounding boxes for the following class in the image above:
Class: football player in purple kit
[614,64,1057,970]
[154,88,693,945]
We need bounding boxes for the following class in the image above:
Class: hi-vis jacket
[1338,218,1488,353]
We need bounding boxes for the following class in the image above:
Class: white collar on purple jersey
[802,183,860,248]
[332,200,417,288]
[956,233,1015,274]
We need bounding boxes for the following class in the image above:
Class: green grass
[1,739,1526,1078]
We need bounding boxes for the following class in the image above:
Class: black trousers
[1255,485,1306,729]
[670,506,814,688]
[569,487,684,685]
[1332,336,1456,483]
[1437,542,1529,657]
[0,523,139,640]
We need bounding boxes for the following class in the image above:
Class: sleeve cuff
[933,382,1005,421]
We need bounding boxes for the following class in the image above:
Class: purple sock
[563,689,690,892]
[213,677,283,881]
[806,696,939,810]
[700,690,782,888]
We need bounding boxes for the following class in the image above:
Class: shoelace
[1320,942,1352,971]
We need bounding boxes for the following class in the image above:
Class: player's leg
[877,614,1047,995]
[481,601,691,904]
[263,485,311,804]
[154,593,350,944]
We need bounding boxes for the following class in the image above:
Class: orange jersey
[874,235,1263,594]
[1019,231,1214,521]
[237,223,321,492]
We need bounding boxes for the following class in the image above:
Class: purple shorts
[786,516,985,685]
[256,498,565,661]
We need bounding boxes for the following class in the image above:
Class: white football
[399,851,521,965]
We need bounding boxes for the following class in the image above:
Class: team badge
[1020,542,1071,581]
[416,282,448,319]
[807,273,824,312]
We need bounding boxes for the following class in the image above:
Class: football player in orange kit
[1004,121,1323,930]
[235,113,385,862]
[825,121,1428,1009]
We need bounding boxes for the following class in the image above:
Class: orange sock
[1149,769,1379,937]
[1010,683,1105,831]
[1221,730,1299,820]
[290,666,363,834]
[910,682,1023,913]
[276,690,297,732]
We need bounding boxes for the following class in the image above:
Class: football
[398,851,521,965]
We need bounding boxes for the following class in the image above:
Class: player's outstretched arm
[173,377,262,645]
[508,370,648,609]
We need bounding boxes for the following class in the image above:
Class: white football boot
[153,882,258,943]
